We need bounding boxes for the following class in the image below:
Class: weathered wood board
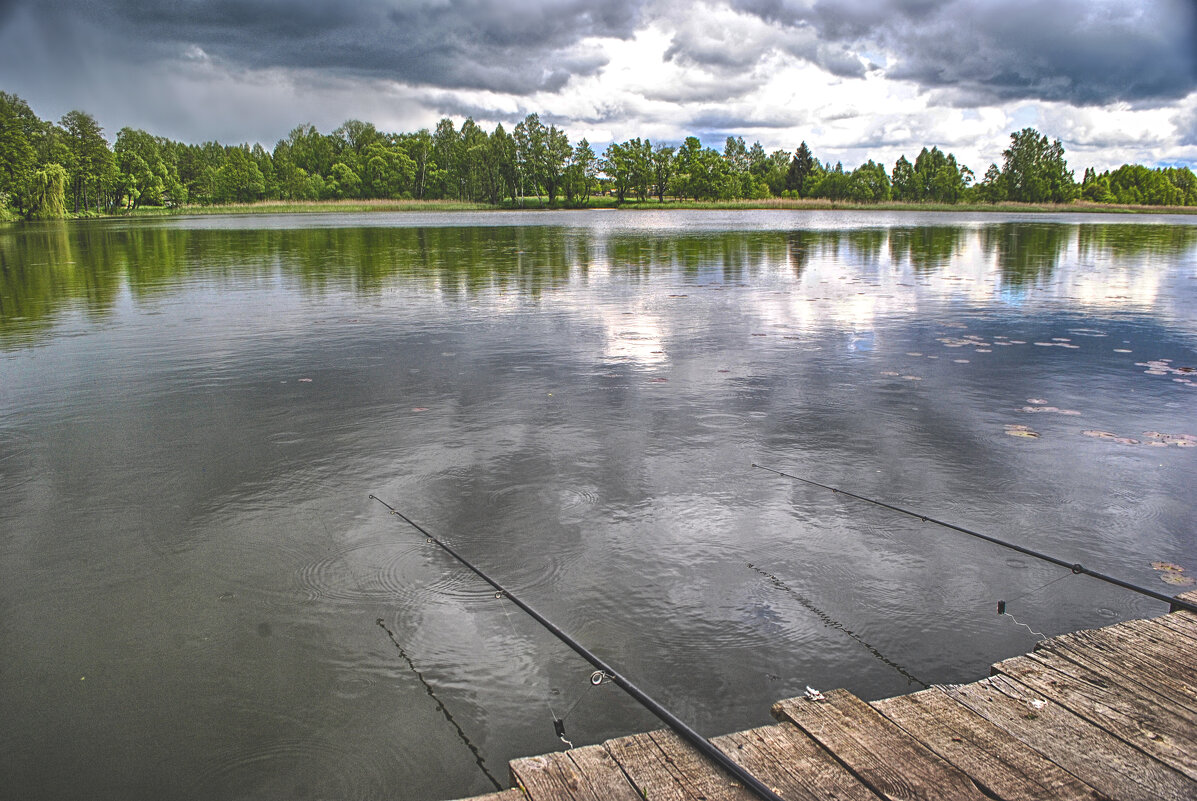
[453,593,1197,801]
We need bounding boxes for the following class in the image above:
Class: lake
[2,209,1195,800]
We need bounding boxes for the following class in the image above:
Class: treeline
[2,90,1195,220]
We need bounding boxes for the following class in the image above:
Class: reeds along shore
[15,197,1196,221]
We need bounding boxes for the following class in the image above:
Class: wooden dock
[451,590,1197,801]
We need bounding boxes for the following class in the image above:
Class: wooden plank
[1111,619,1197,676]
[945,675,1196,801]
[773,689,987,801]
[446,790,524,801]
[1062,621,1197,683]
[603,729,755,801]
[870,688,1104,800]
[1107,614,1197,644]
[1148,611,1197,641]
[1036,631,1197,715]
[993,652,1197,779]
[1136,606,1197,634]
[1169,589,1197,617]
[509,745,642,801]
[711,723,882,801]
[1044,624,1197,689]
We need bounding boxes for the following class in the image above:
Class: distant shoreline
[7,196,1197,223]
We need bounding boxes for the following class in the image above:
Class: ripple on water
[293,539,429,603]
[692,412,751,432]
[485,482,601,512]
[0,430,35,492]
[188,735,391,800]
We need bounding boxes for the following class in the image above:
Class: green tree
[431,118,461,199]
[0,92,37,216]
[328,160,361,198]
[283,124,337,182]
[890,155,915,201]
[489,124,517,203]
[652,143,675,201]
[688,145,731,200]
[564,138,597,205]
[251,143,276,200]
[513,114,548,203]
[1001,128,1077,203]
[28,163,68,219]
[670,137,703,200]
[786,141,816,197]
[399,129,435,200]
[361,141,416,198]
[114,127,180,209]
[723,135,750,196]
[848,160,890,203]
[334,119,381,156]
[975,164,1007,203]
[764,149,790,196]
[542,124,571,204]
[626,138,653,201]
[809,162,851,200]
[60,110,114,213]
[215,147,265,203]
[601,141,631,202]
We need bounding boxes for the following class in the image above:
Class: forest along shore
[2,90,1195,221]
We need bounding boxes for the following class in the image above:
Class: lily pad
[1005,424,1040,439]
[1022,406,1081,415]
[1151,561,1185,572]
[1160,573,1195,586]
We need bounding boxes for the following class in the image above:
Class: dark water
[2,210,1195,801]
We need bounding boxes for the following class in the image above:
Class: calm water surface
[2,210,1196,800]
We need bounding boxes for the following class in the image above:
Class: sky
[1,0,1195,173]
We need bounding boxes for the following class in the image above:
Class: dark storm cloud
[731,0,1197,106]
[3,0,648,95]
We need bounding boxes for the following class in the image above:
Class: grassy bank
[22,196,1197,220]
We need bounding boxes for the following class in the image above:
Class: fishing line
[997,612,1047,641]
[494,590,572,748]
[995,571,1072,641]
[1003,571,1073,606]
[369,494,787,801]
[747,563,929,688]
[320,519,503,791]
[376,618,504,790]
[751,464,1197,616]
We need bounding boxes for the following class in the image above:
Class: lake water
[2,209,1195,800]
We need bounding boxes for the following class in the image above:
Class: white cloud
[0,0,1193,170]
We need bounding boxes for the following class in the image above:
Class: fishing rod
[751,464,1197,616]
[368,495,787,801]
